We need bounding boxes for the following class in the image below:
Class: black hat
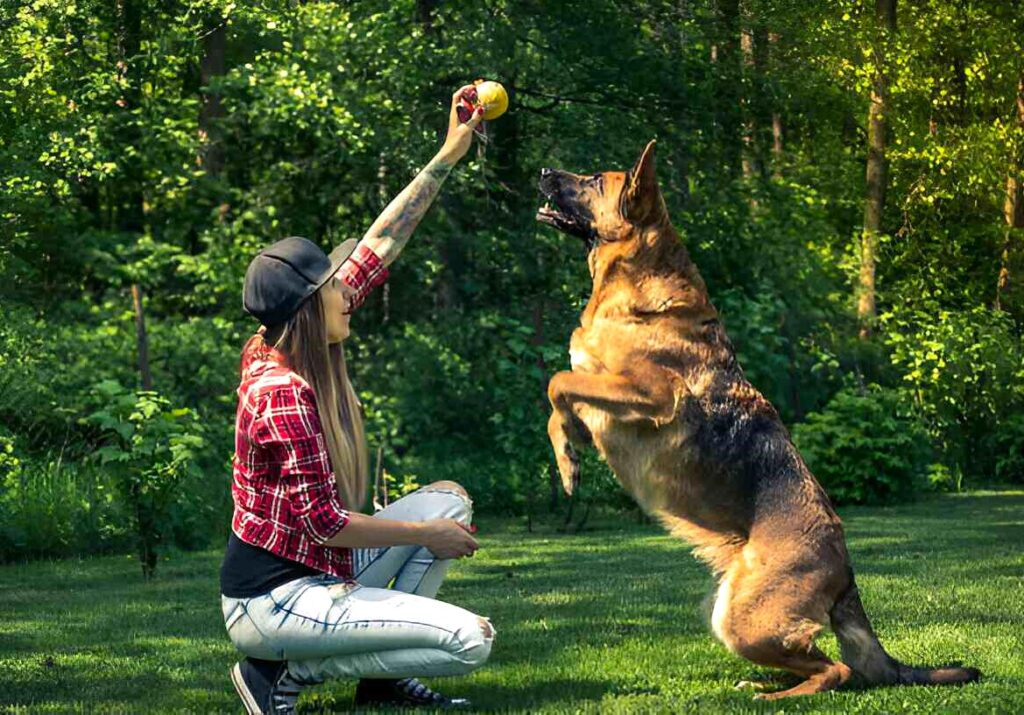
[243,236,358,326]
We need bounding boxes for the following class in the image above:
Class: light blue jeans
[220,484,494,684]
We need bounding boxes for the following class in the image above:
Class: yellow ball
[474,80,509,121]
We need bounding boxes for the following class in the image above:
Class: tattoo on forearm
[362,156,454,265]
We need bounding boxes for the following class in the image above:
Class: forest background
[2,0,1023,572]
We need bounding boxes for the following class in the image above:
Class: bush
[0,427,133,562]
[884,305,1024,486]
[83,380,207,578]
[791,385,933,505]
[988,413,1024,484]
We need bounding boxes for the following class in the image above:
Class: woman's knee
[423,480,469,500]
[449,614,495,672]
[418,481,473,523]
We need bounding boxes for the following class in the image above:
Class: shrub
[83,380,206,578]
[791,385,932,505]
[0,427,133,562]
[884,305,1024,486]
[988,413,1024,484]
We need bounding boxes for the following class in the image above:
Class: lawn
[2,491,1022,713]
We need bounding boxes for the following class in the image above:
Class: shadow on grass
[0,491,1021,712]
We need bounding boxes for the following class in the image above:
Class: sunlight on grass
[1,492,1021,713]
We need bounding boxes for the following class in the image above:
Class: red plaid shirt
[230,244,388,579]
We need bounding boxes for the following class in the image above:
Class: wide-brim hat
[243,237,358,327]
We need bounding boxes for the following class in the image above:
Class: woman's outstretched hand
[418,517,479,559]
[439,84,485,163]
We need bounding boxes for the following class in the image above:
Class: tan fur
[538,140,980,699]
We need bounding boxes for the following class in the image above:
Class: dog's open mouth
[535,200,576,230]
[536,193,597,247]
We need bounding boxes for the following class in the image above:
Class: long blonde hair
[262,290,368,511]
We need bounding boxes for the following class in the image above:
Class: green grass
[2,492,1022,713]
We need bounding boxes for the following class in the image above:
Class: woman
[220,86,492,715]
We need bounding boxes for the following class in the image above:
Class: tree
[858,0,896,339]
[198,8,227,176]
[996,73,1024,314]
[115,0,153,389]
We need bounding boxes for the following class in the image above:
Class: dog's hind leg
[714,561,854,700]
[753,661,853,700]
[722,612,852,700]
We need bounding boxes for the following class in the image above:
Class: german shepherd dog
[536,140,980,699]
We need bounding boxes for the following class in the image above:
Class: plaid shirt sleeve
[337,243,389,313]
[249,384,350,545]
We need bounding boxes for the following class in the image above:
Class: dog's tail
[829,572,980,687]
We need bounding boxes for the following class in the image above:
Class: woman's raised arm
[358,84,484,266]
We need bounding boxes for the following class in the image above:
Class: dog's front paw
[556,443,580,496]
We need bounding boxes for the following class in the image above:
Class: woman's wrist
[407,519,429,547]
[434,145,463,167]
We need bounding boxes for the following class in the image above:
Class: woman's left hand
[439,84,485,163]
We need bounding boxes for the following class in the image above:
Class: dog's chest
[568,322,632,374]
[568,330,616,430]
[568,323,701,511]
[569,326,657,485]
[569,346,596,372]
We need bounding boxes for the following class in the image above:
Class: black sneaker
[230,657,306,714]
[353,677,470,708]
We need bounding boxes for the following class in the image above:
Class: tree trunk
[996,73,1024,314]
[413,0,461,314]
[772,113,783,162]
[131,283,152,391]
[858,0,896,339]
[116,0,151,391]
[416,0,439,36]
[740,24,757,182]
[740,8,769,203]
[198,12,226,175]
[768,32,783,176]
[715,0,743,177]
[115,0,143,235]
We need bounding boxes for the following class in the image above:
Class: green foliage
[3,0,1024,559]
[792,386,933,505]
[0,426,133,562]
[989,414,1024,484]
[884,306,1024,484]
[83,380,206,577]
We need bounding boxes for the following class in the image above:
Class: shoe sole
[354,696,472,709]
[231,662,264,715]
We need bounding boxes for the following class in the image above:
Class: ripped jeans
[220,484,494,684]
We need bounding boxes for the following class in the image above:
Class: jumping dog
[536,140,980,699]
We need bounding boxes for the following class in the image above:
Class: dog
[536,140,980,699]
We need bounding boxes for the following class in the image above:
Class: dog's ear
[621,139,666,225]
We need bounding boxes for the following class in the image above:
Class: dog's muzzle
[536,169,597,247]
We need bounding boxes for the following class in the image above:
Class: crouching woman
[219,86,493,714]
